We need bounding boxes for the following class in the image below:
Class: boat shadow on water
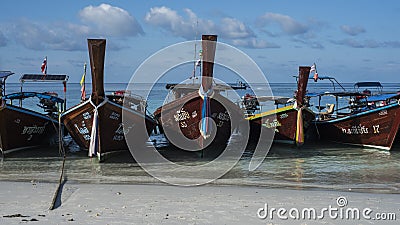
[1,136,399,163]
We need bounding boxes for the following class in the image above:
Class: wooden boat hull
[315,103,400,150]
[247,106,315,148]
[0,104,59,155]
[61,100,155,160]
[154,91,243,157]
[154,35,245,157]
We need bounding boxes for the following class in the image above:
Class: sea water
[1,82,400,193]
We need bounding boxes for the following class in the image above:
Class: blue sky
[0,0,399,83]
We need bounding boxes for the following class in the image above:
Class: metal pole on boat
[318,96,321,113]
[192,20,198,81]
[1,76,7,97]
[19,80,23,107]
[63,81,67,111]
[335,96,339,117]
[0,79,3,98]
[3,76,6,96]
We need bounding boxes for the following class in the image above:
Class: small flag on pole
[310,63,318,82]
[80,63,87,101]
[80,63,86,86]
[310,63,316,72]
[41,57,47,74]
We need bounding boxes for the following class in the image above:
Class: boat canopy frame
[353,81,383,94]
[4,91,65,103]
[0,71,15,97]
[308,88,400,120]
[18,74,69,110]
[294,75,346,91]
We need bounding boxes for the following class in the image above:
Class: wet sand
[0,181,399,224]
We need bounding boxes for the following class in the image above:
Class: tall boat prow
[294,66,312,146]
[86,39,107,157]
[295,66,311,107]
[88,39,106,106]
[61,39,156,161]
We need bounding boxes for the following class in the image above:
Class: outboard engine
[39,92,58,113]
[243,93,259,115]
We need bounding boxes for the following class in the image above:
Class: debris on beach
[3,213,29,218]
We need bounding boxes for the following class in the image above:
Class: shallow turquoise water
[1,141,400,193]
[1,82,400,193]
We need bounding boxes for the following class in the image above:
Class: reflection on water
[1,137,400,194]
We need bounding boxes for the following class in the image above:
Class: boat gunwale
[315,102,400,124]
[61,98,153,122]
[3,104,60,124]
[246,105,314,121]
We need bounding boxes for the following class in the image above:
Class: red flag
[41,57,47,74]
[81,84,86,101]
[313,72,318,82]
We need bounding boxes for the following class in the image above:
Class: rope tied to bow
[88,96,108,158]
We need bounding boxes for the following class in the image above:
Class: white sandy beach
[0,181,399,225]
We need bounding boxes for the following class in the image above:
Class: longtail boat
[308,77,400,150]
[243,66,315,148]
[61,39,156,161]
[0,71,68,156]
[153,35,244,157]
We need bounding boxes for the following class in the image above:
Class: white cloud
[145,7,204,39]
[382,41,400,48]
[292,37,324,49]
[232,38,279,49]
[220,18,255,39]
[145,6,268,48]
[257,13,308,35]
[9,19,88,51]
[145,6,183,26]
[4,4,142,51]
[79,3,144,37]
[340,25,366,36]
[331,38,400,48]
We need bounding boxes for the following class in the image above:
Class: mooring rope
[49,155,66,210]
[49,112,66,210]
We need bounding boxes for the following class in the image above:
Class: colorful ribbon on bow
[295,106,304,146]
[199,86,213,139]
